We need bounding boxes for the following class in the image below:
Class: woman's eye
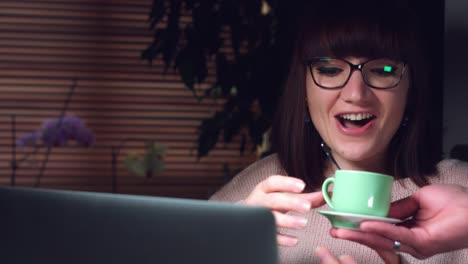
[316,66,343,76]
[370,66,397,76]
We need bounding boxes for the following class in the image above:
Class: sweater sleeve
[399,254,411,264]
[209,154,286,202]
[431,159,468,186]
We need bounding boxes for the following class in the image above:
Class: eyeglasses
[307,57,406,89]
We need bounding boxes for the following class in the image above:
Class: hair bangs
[298,2,415,62]
[302,19,409,61]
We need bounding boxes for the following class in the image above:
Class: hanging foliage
[142,0,295,157]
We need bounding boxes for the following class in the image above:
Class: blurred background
[0,0,465,199]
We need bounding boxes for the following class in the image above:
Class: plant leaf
[223,111,243,143]
[162,0,181,70]
[124,153,146,177]
[197,112,224,158]
[148,0,167,29]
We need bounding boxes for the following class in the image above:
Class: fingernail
[339,255,354,262]
[283,237,298,247]
[302,202,311,212]
[314,246,326,257]
[297,218,308,228]
[290,237,298,246]
[295,181,305,191]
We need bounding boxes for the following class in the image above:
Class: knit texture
[210,154,468,264]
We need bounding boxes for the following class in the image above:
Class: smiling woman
[209,0,468,263]
[274,1,433,188]
[306,55,409,174]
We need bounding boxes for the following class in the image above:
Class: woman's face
[306,57,409,171]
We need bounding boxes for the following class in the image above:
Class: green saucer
[317,210,401,230]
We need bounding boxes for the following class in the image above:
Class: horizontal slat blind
[0,0,256,199]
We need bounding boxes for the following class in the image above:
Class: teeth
[340,113,374,121]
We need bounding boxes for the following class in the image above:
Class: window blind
[0,0,256,199]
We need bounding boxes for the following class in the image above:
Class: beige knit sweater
[210,154,468,264]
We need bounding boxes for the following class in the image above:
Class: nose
[340,70,370,103]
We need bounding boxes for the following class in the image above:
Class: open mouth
[336,113,376,129]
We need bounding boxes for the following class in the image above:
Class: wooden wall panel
[0,0,256,199]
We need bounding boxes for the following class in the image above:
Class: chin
[335,145,382,164]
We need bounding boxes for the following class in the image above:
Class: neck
[326,151,389,175]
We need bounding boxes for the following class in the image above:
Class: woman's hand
[314,247,357,264]
[242,175,325,246]
[330,184,468,259]
[314,246,399,264]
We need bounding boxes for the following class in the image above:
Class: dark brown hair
[270,1,441,190]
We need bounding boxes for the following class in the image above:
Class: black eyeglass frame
[306,57,407,89]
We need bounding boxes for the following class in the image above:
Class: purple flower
[17,130,42,147]
[75,128,96,147]
[63,116,86,139]
[42,126,68,147]
[41,119,57,129]
[42,116,86,140]
[19,115,95,148]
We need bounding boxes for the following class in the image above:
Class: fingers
[256,175,306,194]
[259,192,312,213]
[315,246,357,264]
[273,211,308,230]
[314,246,341,264]
[327,229,400,263]
[246,175,324,213]
[266,191,324,213]
[300,191,326,208]
[359,221,409,239]
[359,221,419,253]
[274,210,308,247]
[358,222,426,258]
[244,175,328,248]
[387,196,419,219]
[330,227,422,259]
[331,228,391,250]
[337,255,358,264]
[245,176,310,212]
[277,233,298,247]
[376,249,400,264]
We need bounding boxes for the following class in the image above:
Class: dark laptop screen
[0,187,278,264]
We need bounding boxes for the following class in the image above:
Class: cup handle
[322,178,334,209]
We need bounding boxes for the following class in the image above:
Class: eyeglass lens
[310,58,404,89]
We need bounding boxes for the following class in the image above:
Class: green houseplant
[141,0,296,158]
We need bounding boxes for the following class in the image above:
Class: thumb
[387,195,418,219]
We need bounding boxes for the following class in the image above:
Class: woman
[210,1,468,263]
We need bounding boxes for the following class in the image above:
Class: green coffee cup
[321,170,393,217]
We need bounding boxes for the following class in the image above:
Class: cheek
[395,81,409,115]
[307,90,335,138]
[398,75,410,110]
[306,86,325,121]
[308,97,325,120]
[305,74,340,137]
[384,85,409,131]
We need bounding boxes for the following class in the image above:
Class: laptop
[0,186,278,264]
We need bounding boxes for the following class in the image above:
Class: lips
[335,112,377,135]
